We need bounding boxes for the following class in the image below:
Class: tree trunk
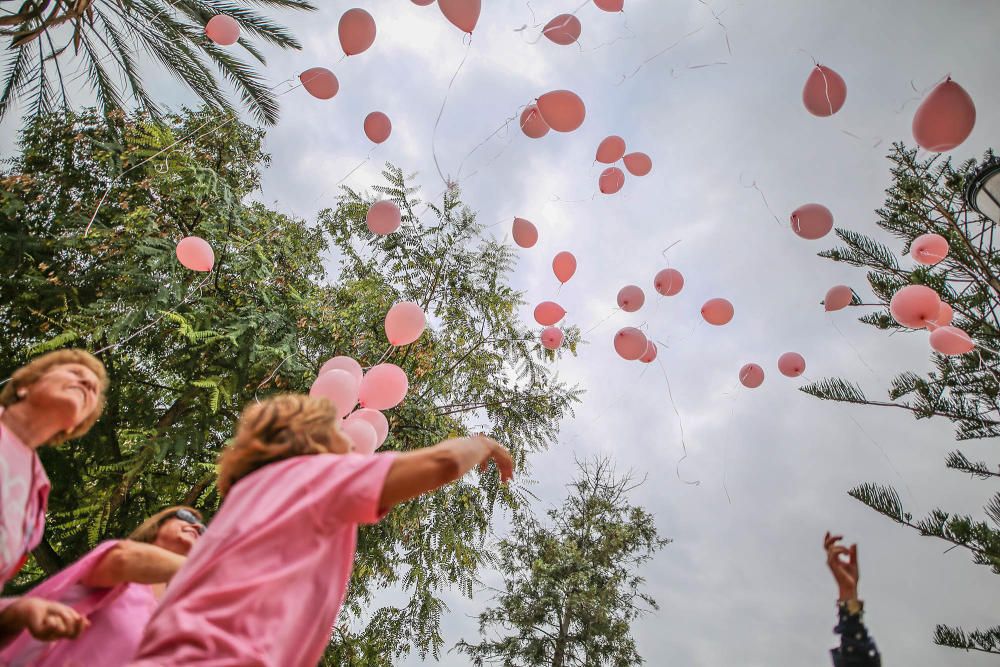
[31,538,63,575]
[551,607,571,667]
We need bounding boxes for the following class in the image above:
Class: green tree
[0,106,580,661]
[0,0,314,127]
[455,458,669,667]
[804,143,1000,656]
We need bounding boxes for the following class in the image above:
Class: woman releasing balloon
[0,507,204,666]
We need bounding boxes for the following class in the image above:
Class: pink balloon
[512,217,538,248]
[319,356,363,386]
[359,363,408,410]
[824,285,853,312]
[777,352,806,378]
[802,65,847,117]
[536,90,586,133]
[931,302,954,328]
[740,363,765,388]
[339,8,376,56]
[617,285,645,312]
[300,68,339,100]
[412,0,435,4]
[599,167,625,195]
[520,105,550,139]
[341,419,377,455]
[623,152,652,177]
[596,135,626,164]
[346,408,389,447]
[534,301,566,326]
[910,233,949,265]
[594,0,624,11]
[205,15,240,46]
[384,301,426,346]
[639,341,658,364]
[310,369,360,419]
[889,285,941,328]
[614,327,647,361]
[552,251,577,284]
[176,236,214,272]
[790,203,834,240]
[543,14,581,45]
[913,78,976,153]
[366,200,401,235]
[540,327,564,350]
[930,326,974,356]
[701,298,734,326]
[438,0,481,33]
[364,112,392,144]
[653,268,683,296]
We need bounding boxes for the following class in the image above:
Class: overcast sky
[4,1,1000,665]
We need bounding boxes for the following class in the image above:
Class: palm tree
[0,0,315,127]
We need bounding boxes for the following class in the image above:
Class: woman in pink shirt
[0,505,204,666]
[130,393,514,667]
[0,349,109,643]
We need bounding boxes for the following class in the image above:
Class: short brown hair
[216,394,348,496]
[0,349,109,444]
[128,506,203,544]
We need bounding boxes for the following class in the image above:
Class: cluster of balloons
[608,268,686,363]
[738,353,806,389]
[521,90,587,139]
[595,136,652,195]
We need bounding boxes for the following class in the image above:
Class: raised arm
[80,541,186,588]
[379,435,514,511]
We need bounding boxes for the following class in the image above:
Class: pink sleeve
[316,453,398,526]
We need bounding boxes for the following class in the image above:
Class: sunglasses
[166,509,206,535]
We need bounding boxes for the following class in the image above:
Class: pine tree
[455,458,669,667]
[804,143,1000,655]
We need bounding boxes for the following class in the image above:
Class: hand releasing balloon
[540,327,564,350]
[359,364,408,410]
[599,167,625,195]
[929,326,974,355]
[338,8,376,56]
[553,251,577,283]
[790,203,834,240]
[438,0,481,33]
[520,105,550,139]
[824,285,853,312]
[534,301,566,326]
[617,285,644,312]
[320,356,364,386]
[300,68,339,100]
[384,302,426,346]
[205,15,240,45]
[639,341,657,364]
[364,112,392,144]
[596,136,626,164]
[889,285,941,328]
[913,78,976,153]
[623,152,652,176]
[366,200,401,235]
[176,237,214,272]
[346,408,389,447]
[543,14,581,45]
[740,363,765,388]
[512,218,538,248]
[653,269,683,296]
[614,327,647,360]
[777,352,806,378]
[701,298,734,326]
[310,369,360,419]
[341,419,377,455]
[537,90,586,132]
[802,65,847,117]
[910,233,949,265]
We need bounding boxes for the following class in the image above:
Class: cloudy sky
[5,0,1000,664]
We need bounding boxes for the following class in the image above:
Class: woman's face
[153,517,203,555]
[23,363,101,434]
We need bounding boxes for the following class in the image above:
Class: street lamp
[964,156,1000,224]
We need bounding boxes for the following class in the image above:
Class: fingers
[824,533,843,550]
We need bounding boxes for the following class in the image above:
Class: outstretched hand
[824,531,859,602]
[10,597,89,641]
[473,435,514,484]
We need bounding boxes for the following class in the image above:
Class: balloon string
[829,316,882,382]
[615,25,704,85]
[455,104,527,182]
[739,174,783,227]
[582,307,621,335]
[696,0,731,55]
[656,357,700,486]
[431,40,473,189]
[310,145,378,211]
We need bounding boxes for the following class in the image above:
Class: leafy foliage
[455,458,669,667]
[0,107,580,660]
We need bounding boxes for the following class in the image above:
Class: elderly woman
[130,393,514,666]
[0,506,204,666]
[0,349,109,642]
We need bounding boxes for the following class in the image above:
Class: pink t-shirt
[0,540,158,666]
[130,452,397,667]
[0,408,50,586]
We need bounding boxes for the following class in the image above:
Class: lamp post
[964,156,1000,224]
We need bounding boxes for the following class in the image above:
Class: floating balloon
[310,369,360,419]
[599,167,625,195]
[824,285,853,312]
[359,363,408,410]
[536,90,586,133]
[701,298,734,326]
[319,356,363,386]
[364,112,392,144]
[594,0,624,11]
[596,136,626,164]
[910,233,949,265]
[338,8,376,56]
[366,200,401,235]
[346,408,389,447]
[639,341,658,364]
[412,0,435,4]
[438,0,481,33]
[534,301,566,326]
[341,418,377,455]
[790,203,834,240]
[913,78,976,152]
[889,285,941,328]
[617,285,645,312]
[740,363,765,388]
[512,217,538,248]
[653,268,683,296]
[778,352,806,378]
[930,326,974,356]
[543,14,581,45]
[205,15,240,46]
[520,105,550,139]
[553,251,577,283]
[932,302,954,328]
[384,302,426,346]
[541,327,564,350]
[614,327,647,361]
[802,65,847,117]
[623,152,652,177]
[176,236,214,272]
[300,68,339,100]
